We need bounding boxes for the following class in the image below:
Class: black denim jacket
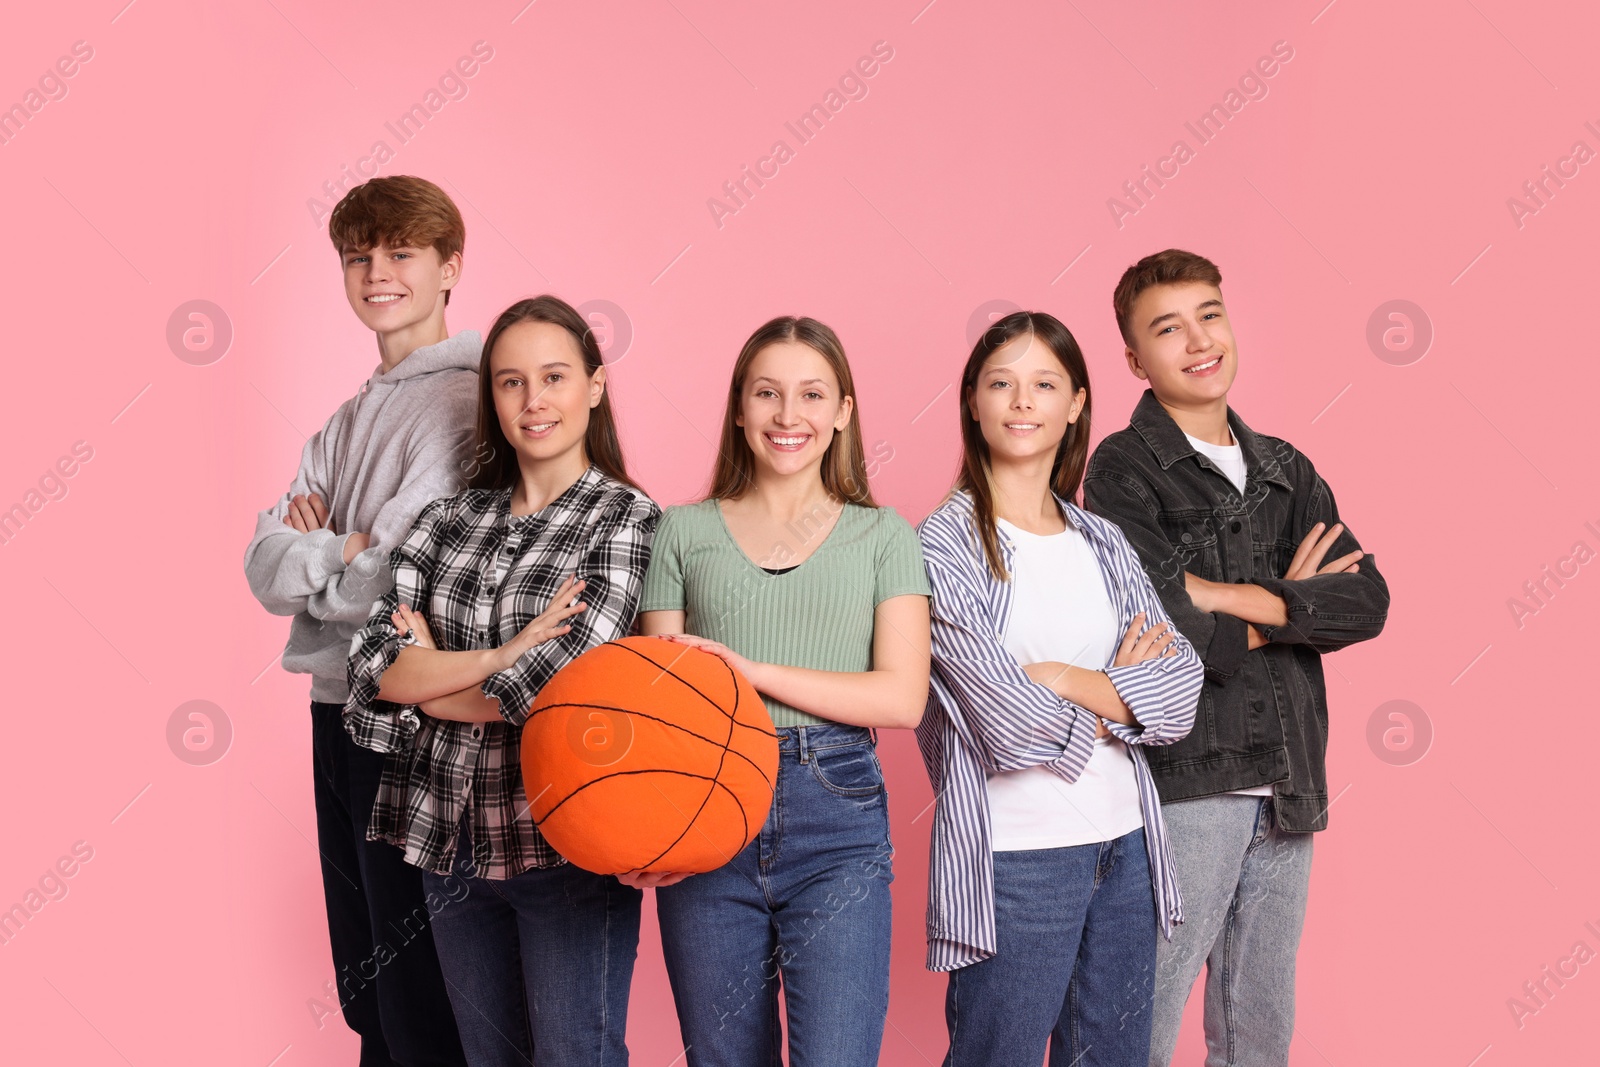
[1083,390,1389,832]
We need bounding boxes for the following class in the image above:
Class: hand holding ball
[520,636,778,876]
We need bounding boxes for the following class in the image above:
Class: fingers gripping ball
[520,636,779,875]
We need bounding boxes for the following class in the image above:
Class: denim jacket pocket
[1162,514,1221,579]
[1251,532,1298,580]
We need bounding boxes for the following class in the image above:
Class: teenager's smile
[518,417,559,439]
[1182,353,1225,376]
[363,292,407,307]
[1002,420,1044,436]
[762,430,813,452]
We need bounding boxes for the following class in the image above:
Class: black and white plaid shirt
[344,466,660,879]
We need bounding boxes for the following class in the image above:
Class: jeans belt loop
[797,724,810,764]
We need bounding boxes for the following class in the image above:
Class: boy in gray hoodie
[245,176,475,1066]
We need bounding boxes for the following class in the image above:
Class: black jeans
[311,701,467,1067]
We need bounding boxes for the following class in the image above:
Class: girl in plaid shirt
[345,295,659,1066]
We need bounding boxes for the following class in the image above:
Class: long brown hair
[955,310,1093,581]
[705,316,876,506]
[467,295,639,492]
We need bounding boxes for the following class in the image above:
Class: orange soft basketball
[519,636,779,876]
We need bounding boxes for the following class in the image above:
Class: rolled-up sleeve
[1253,465,1389,653]
[481,496,659,726]
[1098,524,1204,748]
[343,498,450,752]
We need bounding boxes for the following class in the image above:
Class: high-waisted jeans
[655,723,895,1067]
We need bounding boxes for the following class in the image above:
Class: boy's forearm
[1263,476,1389,649]
[244,518,350,616]
[1189,575,1289,627]
[305,544,390,623]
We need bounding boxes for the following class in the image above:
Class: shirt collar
[492,464,606,525]
[1129,388,1292,490]
[945,487,1090,546]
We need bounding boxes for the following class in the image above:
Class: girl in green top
[632,316,931,1067]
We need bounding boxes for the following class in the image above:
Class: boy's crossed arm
[245,426,471,623]
[1185,520,1364,648]
[282,491,369,562]
[1084,467,1388,683]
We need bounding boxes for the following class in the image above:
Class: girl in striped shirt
[631,316,931,1067]
[916,311,1203,1067]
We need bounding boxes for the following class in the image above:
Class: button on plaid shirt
[344,467,660,879]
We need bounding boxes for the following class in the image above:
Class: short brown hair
[1112,248,1222,345]
[328,175,465,304]
[706,316,876,507]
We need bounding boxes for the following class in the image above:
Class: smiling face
[1122,281,1238,407]
[489,320,605,470]
[735,341,854,482]
[968,331,1086,469]
[342,241,460,335]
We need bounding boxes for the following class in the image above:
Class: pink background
[1,1,1595,1063]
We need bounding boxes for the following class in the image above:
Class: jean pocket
[807,744,886,798]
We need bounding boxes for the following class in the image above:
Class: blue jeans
[944,828,1157,1067]
[1148,795,1312,1067]
[422,818,642,1066]
[655,724,895,1067]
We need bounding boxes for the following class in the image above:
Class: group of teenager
[245,175,1389,1067]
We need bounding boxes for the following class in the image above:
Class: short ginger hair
[328,175,465,304]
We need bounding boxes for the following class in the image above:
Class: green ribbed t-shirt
[639,499,932,727]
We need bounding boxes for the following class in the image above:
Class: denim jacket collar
[1129,388,1293,491]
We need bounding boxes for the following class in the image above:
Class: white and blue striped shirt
[915,491,1204,972]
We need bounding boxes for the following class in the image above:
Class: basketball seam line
[534,768,751,865]
[606,640,778,739]
[530,700,774,789]
[536,641,768,873]
[634,651,742,871]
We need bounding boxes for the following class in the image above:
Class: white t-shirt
[984,518,1146,850]
[1185,431,1248,495]
[1184,431,1274,799]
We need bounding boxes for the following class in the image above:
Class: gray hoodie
[245,330,482,702]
